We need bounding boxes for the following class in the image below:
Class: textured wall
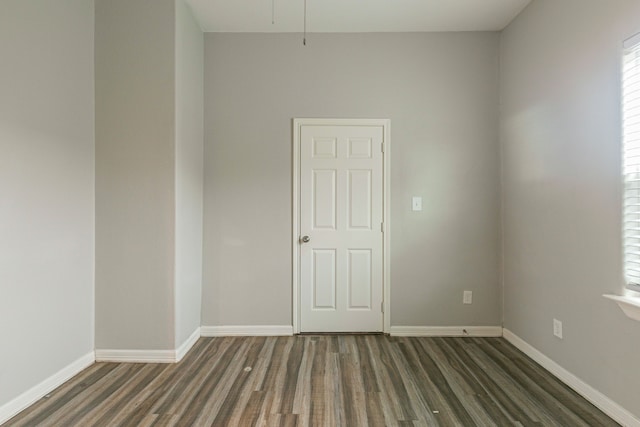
[202,32,501,328]
[0,0,95,409]
[501,0,640,417]
[175,0,204,347]
[95,0,176,350]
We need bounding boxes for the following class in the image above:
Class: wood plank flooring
[4,336,619,426]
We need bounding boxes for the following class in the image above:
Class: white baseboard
[503,329,640,427]
[390,326,503,337]
[95,349,177,363]
[0,351,95,425]
[176,327,201,362]
[96,327,203,364]
[200,325,294,337]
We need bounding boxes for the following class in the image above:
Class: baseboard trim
[503,328,640,427]
[176,327,201,362]
[0,351,95,425]
[389,326,503,337]
[200,325,294,337]
[95,349,177,363]
[96,328,202,364]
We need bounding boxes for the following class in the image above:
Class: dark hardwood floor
[4,336,618,426]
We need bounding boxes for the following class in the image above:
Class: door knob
[301,235,310,243]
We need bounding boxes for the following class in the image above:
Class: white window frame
[623,33,640,292]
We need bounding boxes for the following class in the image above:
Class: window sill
[603,294,640,321]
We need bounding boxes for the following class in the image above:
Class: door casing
[292,118,391,334]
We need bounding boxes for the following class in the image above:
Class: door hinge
[381,301,384,313]
[381,142,385,153]
[381,222,384,233]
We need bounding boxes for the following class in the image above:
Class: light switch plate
[412,196,422,211]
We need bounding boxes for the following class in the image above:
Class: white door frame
[292,118,391,334]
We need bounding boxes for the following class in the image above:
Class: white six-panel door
[298,123,385,332]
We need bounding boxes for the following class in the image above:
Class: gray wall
[202,33,502,327]
[95,0,176,350]
[175,0,204,347]
[0,0,94,408]
[501,0,640,415]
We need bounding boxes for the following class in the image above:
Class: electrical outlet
[553,319,563,339]
[463,291,472,304]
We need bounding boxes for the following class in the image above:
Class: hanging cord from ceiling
[272,0,275,24]
[303,0,307,45]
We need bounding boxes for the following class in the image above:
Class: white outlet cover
[463,291,472,304]
[553,319,563,339]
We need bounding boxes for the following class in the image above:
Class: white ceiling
[185,0,532,33]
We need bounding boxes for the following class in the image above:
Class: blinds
[623,36,640,288]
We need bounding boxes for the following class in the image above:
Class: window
[623,33,640,291]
